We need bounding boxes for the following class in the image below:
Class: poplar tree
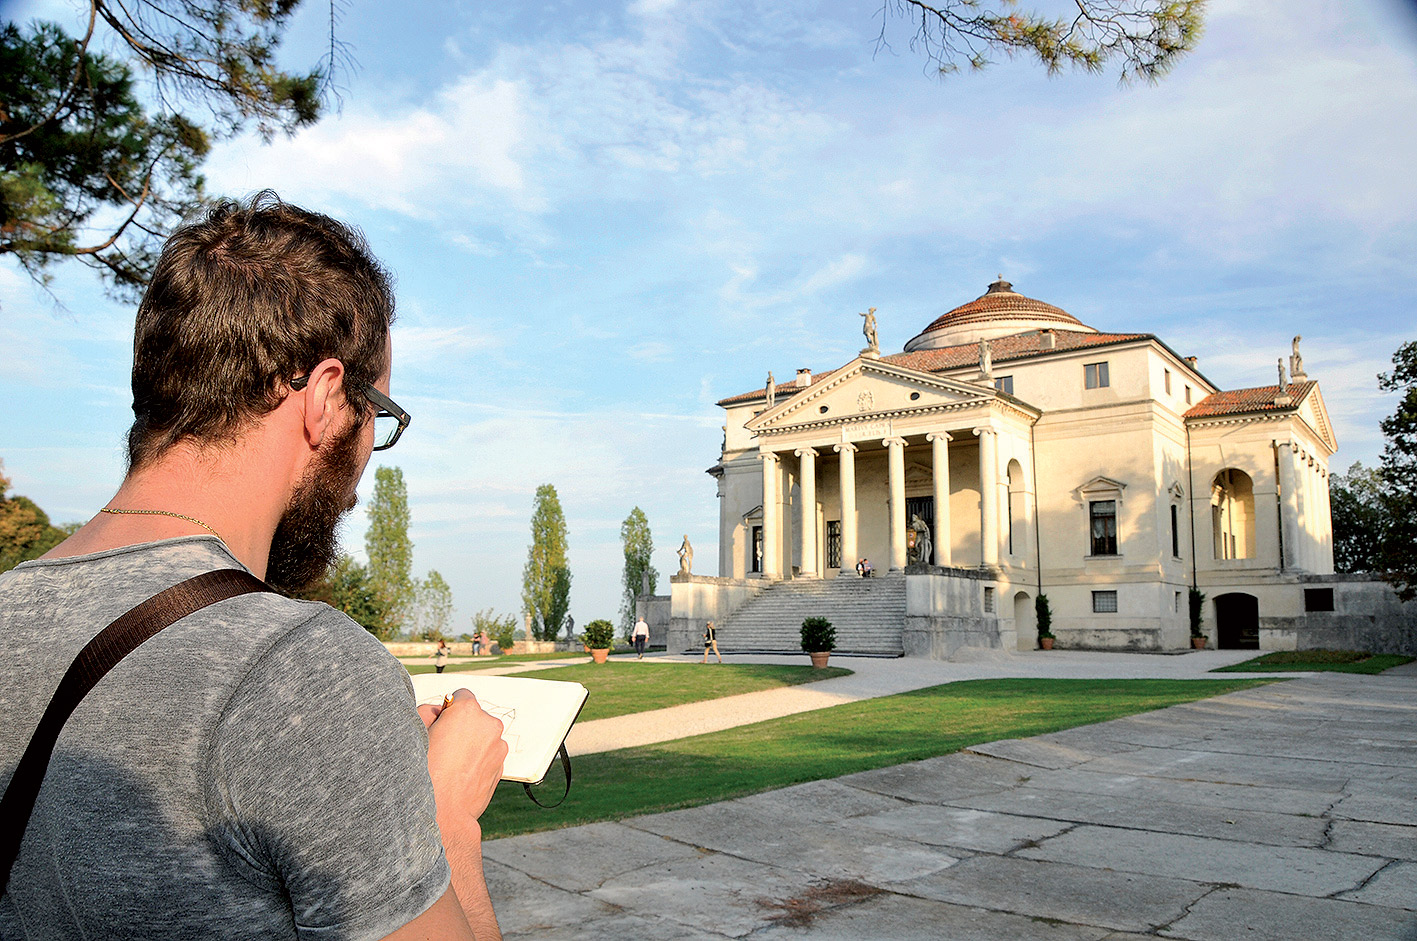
[366,466,414,634]
[415,570,454,641]
[522,484,571,642]
[1379,341,1417,600]
[619,506,656,633]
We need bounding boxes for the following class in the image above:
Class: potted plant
[1188,587,1207,649]
[583,619,615,663]
[1036,594,1055,650]
[800,616,836,668]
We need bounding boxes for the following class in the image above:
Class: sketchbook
[411,673,589,785]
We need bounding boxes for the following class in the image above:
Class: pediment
[1297,385,1338,454]
[744,358,999,435]
[1074,476,1127,505]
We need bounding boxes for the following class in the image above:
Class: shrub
[582,619,616,649]
[1188,587,1206,637]
[800,616,836,653]
[1035,594,1054,640]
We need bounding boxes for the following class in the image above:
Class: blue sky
[4,0,1416,631]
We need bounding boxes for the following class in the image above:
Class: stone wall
[635,594,671,647]
[667,574,765,652]
[903,567,1002,659]
[1263,576,1417,656]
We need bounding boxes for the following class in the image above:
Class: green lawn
[508,662,853,722]
[1212,650,1414,674]
[482,676,1276,839]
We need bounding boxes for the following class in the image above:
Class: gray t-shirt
[0,537,450,940]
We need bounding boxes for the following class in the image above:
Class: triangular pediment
[1296,385,1338,454]
[1074,476,1127,505]
[744,357,1003,434]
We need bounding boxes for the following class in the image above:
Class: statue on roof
[978,337,993,379]
[1290,335,1306,379]
[1277,359,1287,390]
[677,535,694,575]
[766,371,776,407]
[860,307,879,354]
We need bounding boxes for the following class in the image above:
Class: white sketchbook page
[410,673,588,784]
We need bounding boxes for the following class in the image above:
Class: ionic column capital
[926,431,953,444]
[758,449,779,463]
[833,442,858,454]
[794,446,820,459]
[973,426,997,438]
[882,436,908,448]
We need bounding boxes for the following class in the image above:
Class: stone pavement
[483,668,1417,940]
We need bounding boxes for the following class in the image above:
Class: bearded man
[0,193,506,940]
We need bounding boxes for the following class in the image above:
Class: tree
[1378,341,1417,600]
[878,0,1206,83]
[473,608,517,652]
[1,0,339,296]
[366,466,414,634]
[1329,462,1389,576]
[413,569,453,641]
[619,506,656,635]
[521,483,571,642]
[0,462,76,573]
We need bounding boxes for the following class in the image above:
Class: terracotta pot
[1040,637,1055,650]
[1191,636,1208,650]
[808,651,831,669]
[591,648,610,663]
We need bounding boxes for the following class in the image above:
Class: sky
[4,0,1417,633]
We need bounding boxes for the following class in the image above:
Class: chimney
[1040,330,1055,350]
[1184,356,1198,369]
[797,368,812,387]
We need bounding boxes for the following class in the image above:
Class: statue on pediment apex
[979,338,993,379]
[766,371,776,407]
[1290,335,1306,379]
[860,307,879,354]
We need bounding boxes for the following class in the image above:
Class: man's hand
[420,689,507,823]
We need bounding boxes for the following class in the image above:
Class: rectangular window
[1304,588,1335,612]
[1092,590,1118,613]
[826,520,842,569]
[1085,362,1110,389]
[1185,385,1192,404]
[1171,504,1180,558]
[983,587,995,613]
[1164,369,1172,395]
[751,525,763,573]
[1089,500,1118,556]
[994,375,1013,395]
[1174,591,1182,613]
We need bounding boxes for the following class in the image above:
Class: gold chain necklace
[100,507,226,544]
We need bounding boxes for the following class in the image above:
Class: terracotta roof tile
[1185,381,1315,419]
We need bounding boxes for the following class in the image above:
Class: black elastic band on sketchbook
[522,743,572,808]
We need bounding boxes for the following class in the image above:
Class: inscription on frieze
[845,419,892,441]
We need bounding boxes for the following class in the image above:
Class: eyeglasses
[290,375,411,451]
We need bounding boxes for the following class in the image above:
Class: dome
[903,277,1095,352]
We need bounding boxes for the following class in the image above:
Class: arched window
[1006,459,1025,556]
[1211,469,1255,560]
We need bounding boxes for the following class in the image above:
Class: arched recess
[1007,459,1026,557]
[1013,590,1034,651]
[1211,469,1255,560]
[1215,592,1259,650]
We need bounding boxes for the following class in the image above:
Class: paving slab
[1016,825,1387,896]
[1072,745,1355,791]
[482,821,703,893]
[944,784,1332,848]
[1016,765,1341,815]
[1338,860,1417,911]
[837,751,1032,803]
[1326,819,1417,860]
[1160,886,1416,941]
[747,892,1115,941]
[894,854,1209,934]
[964,737,1113,769]
[1331,792,1417,826]
[855,804,1075,854]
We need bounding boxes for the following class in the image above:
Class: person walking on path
[632,617,650,659]
[701,620,722,664]
[434,639,450,673]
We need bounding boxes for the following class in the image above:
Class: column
[760,450,781,578]
[975,426,999,567]
[927,432,952,566]
[835,442,858,574]
[885,436,908,571]
[1275,440,1299,572]
[796,447,819,577]
[1319,465,1335,572]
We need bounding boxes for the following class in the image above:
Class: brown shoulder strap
[0,568,273,891]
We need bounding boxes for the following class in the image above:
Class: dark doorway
[751,526,763,574]
[825,520,842,569]
[905,496,935,532]
[1215,592,1259,649]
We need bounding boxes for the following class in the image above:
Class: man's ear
[300,357,348,448]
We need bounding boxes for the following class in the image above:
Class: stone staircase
[705,574,907,656]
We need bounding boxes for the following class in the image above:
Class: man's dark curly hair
[127,191,395,470]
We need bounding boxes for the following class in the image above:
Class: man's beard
[265,420,364,594]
